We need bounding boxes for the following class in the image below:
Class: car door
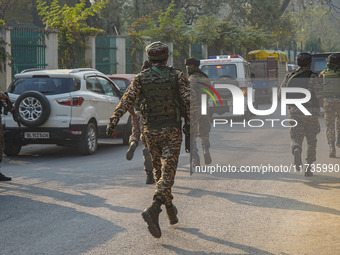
[96,76,129,127]
[85,76,108,127]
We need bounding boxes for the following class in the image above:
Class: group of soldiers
[106,41,211,238]
[280,52,340,177]
[106,42,340,238]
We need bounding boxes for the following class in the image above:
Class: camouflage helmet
[145,41,169,61]
[296,52,312,67]
[328,53,340,65]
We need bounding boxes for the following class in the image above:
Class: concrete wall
[85,36,96,68]
[116,36,126,74]
[45,30,58,69]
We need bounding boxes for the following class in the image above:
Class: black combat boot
[304,163,313,177]
[166,204,178,225]
[293,147,302,172]
[0,172,11,181]
[141,199,162,238]
[143,148,155,184]
[191,151,200,167]
[329,143,336,158]
[126,141,138,160]
[336,134,340,148]
[203,144,212,164]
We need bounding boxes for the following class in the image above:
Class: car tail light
[240,87,247,97]
[230,55,239,58]
[57,97,84,106]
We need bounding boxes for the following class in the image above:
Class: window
[97,76,119,97]
[201,64,237,80]
[86,77,104,94]
[10,78,78,95]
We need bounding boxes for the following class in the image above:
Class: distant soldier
[0,91,12,181]
[126,60,155,184]
[320,53,340,157]
[106,42,191,238]
[184,58,212,166]
[279,53,320,177]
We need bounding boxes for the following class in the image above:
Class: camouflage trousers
[144,127,182,207]
[191,114,211,153]
[289,112,320,163]
[129,111,153,173]
[129,111,147,146]
[323,98,340,144]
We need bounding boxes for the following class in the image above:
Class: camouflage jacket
[279,67,322,114]
[109,63,191,130]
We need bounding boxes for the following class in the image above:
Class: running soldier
[106,41,191,238]
[184,58,212,166]
[320,53,340,157]
[126,60,155,184]
[279,53,320,177]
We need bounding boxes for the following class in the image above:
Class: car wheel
[4,140,22,156]
[78,122,97,155]
[123,117,132,145]
[15,91,51,127]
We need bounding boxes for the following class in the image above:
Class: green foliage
[37,0,106,68]
[192,15,269,55]
[0,19,12,72]
[127,0,190,70]
[291,4,340,52]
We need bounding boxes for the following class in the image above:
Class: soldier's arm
[177,71,192,124]
[278,73,290,100]
[109,76,141,129]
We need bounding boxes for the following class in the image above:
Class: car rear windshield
[201,64,237,80]
[9,77,81,95]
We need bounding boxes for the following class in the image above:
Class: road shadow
[0,195,125,255]
[174,186,340,216]
[2,182,141,214]
[162,228,275,255]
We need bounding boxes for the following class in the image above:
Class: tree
[37,0,106,68]
[291,4,340,51]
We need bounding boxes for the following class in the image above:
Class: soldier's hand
[106,123,116,137]
[182,124,190,135]
[1,93,9,100]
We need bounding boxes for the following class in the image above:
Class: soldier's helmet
[185,58,200,67]
[328,53,340,65]
[145,41,169,61]
[296,52,312,67]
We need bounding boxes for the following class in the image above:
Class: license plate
[24,132,50,139]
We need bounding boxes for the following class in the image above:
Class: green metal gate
[192,43,202,60]
[11,24,46,78]
[58,35,85,69]
[96,36,117,74]
[126,38,143,74]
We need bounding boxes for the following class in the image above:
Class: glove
[106,123,116,137]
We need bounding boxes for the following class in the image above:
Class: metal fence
[192,43,202,60]
[125,38,143,74]
[58,35,85,69]
[11,24,46,78]
[96,36,117,74]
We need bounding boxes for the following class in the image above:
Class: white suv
[3,68,131,156]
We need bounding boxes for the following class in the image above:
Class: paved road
[1,106,340,255]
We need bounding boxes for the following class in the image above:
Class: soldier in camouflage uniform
[184,58,212,166]
[0,92,12,181]
[126,60,155,184]
[319,53,340,158]
[106,42,191,238]
[279,53,320,177]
